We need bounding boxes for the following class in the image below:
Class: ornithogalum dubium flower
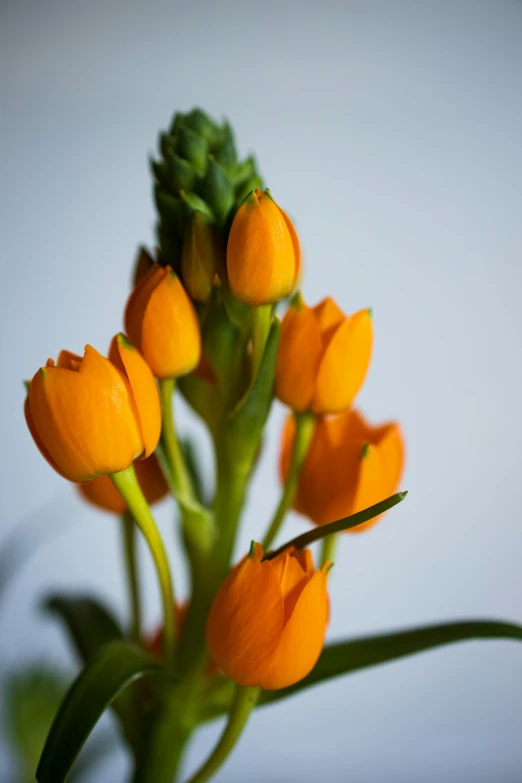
[206,542,330,690]
[275,295,373,414]
[124,263,201,379]
[25,334,161,483]
[280,409,405,532]
[226,188,300,306]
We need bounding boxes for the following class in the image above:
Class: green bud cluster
[151,108,263,274]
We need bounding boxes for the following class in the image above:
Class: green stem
[261,411,315,551]
[251,304,272,377]
[159,377,194,500]
[110,466,176,668]
[186,685,260,783]
[121,512,141,642]
[212,457,249,571]
[320,533,337,568]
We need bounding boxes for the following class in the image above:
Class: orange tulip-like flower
[281,409,405,532]
[124,264,201,379]
[206,543,330,690]
[275,296,373,414]
[226,189,300,306]
[78,453,167,514]
[25,334,161,483]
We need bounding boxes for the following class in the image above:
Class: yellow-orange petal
[312,297,345,335]
[275,305,322,411]
[124,264,163,349]
[377,423,405,497]
[206,544,284,687]
[280,208,301,286]
[312,309,373,414]
[29,346,142,482]
[110,334,161,457]
[259,566,330,690]
[56,350,82,371]
[227,190,297,306]
[24,395,69,479]
[141,270,201,379]
[268,550,310,623]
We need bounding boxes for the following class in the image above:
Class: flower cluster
[25,108,406,783]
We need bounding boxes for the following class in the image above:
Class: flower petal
[275,305,322,411]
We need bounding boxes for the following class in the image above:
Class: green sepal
[176,125,208,174]
[150,158,171,189]
[169,153,198,193]
[156,228,181,271]
[200,156,235,225]
[36,641,164,783]
[45,595,123,663]
[213,122,237,174]
[177,374,223,441]
[224,318,280,469]
[181,108,221,146]
[180,190,215,220]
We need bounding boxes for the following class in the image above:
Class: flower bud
[276,296,373,414]
[25,334,161,483]
[280,409,405,532]
[206,542,330,690]
[181,211,225,302]
[124,264,201,379]
[78,453,167,514]
[226,189,300,306]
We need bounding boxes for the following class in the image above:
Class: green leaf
[36,641,164,783]
[45,595,123,663]
[264,492,407,560]
[180,436,211,507]
[225,318,280,469]
[260,620,522,706]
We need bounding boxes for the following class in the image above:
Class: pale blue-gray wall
[1,1,522,781]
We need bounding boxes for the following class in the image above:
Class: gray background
[2,1,522,781]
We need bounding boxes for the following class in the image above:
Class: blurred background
[2,1,522,780]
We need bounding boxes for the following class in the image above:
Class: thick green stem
[320,533,337,568]
[121,512,141,642]
[110,466,176,668]
[186,685,260,783]
[212,456,249,572]
[261,411,315,551]
[159,377,194,500]
[251,304,272,377]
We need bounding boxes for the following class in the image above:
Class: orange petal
[260,567,330,690]
[140,269,201,379]
[133,453,169,505]
[312,297,345,334]
[124,264,163,351]
[24,395,69,480]
[57,350,82,371]
[110,334,161,457]
[280,207,301,287]
[29,346,143,482]
[312,309,373,414]
[275,305,322,411]
[227,190,296,306]
[206,544,284,687]
[268,550,309,623]
[376,423,405,498]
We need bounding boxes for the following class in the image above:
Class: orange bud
[206,543,330,690]
[25,334,161,483]
[124,264,201,379]
[226,189,300,306]
[280,410,405,532]
[78,453,168,514]
[275,296,373,414]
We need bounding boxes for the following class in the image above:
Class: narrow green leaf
[264,492,407,560]
[260,620,522,706]
[45,595,123,663]
[36,641,164,783]
[225,318,280,468]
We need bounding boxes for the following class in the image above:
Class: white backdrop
[1,1,522,781]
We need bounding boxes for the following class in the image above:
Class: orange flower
[275,296,373,414]
[226,189,300,306]
[206,543,330,690]
[280,409,405,532]
[124,264,201,379]
[78,453,167,514]
[25,334,161,483]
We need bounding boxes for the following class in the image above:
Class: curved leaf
[260,619,522,706]
[37,641,164,783]
[45,595,123,664]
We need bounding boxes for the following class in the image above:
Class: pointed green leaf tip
[248,540,256,559]
[23,380,31,394]
[360,442,370,459]
[367,307,373,319]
